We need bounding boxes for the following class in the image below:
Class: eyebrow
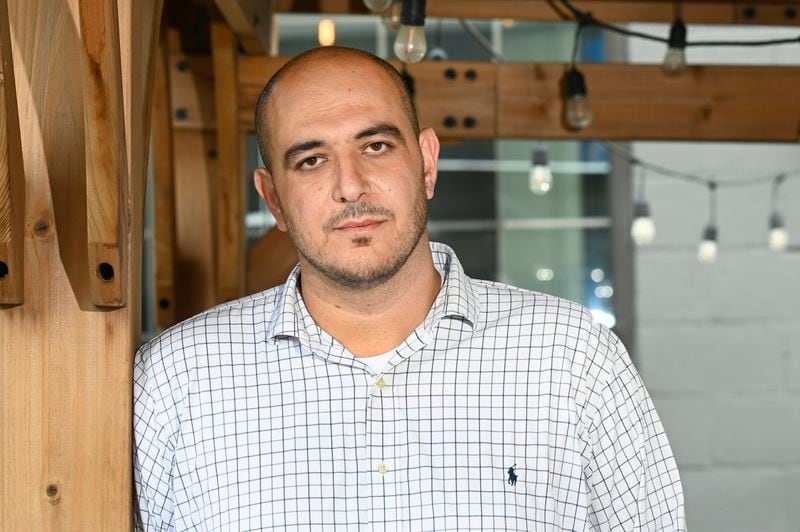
[283,140,324,169]
[354,123,405,144]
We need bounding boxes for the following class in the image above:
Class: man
[134,46,685,530]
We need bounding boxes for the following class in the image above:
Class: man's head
[256,47,420,172]
[253,46,440,290]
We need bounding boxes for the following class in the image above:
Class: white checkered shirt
[134,242,685,531]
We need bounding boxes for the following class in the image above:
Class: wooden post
[152,23,177,329]
[211,19,246,303]
[169,46,220,320]
[0,0,24,306]
[0,0,163,528]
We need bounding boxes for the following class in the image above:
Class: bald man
[134,47,685,531]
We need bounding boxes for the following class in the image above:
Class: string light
[663,18,687,75]
[363,0,393,13]
[606,143,799,258]
[394,0,427,63]
[427,18,448,60]
[381,1,402,32]
[529,146,553,195]
[564,17,593,130]
[768,174,790,251]
[697,182,719,263]
[631,165,656,245]
[317,19,336,46]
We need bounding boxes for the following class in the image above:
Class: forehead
[267,57,410,142]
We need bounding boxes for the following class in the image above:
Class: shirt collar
[265,241,480,342]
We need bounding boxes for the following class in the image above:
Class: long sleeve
[585,337,686,531]
[133,342,178,531]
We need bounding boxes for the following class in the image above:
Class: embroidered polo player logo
[507,464,518,486]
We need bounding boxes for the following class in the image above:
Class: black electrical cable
[557,0,800,48]
[606,142,800,189]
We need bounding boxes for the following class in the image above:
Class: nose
[331,152,371,203]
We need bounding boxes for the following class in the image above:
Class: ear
[418,128,440,200]
[253,167,288,232]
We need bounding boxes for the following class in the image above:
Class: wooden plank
[173,129,219,320]
[212,20,246,303]
[496,63,800,141]
[1,0,163,529]
[274,0,800,26]
[231,57,800,142]
[0,0,24,306]
[408,61,496,140]
[214,0,276,53]
[152,22,177,329]
[79,0,129,308]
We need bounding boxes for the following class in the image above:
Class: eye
[298,156,325,170]
[365,141,389,154]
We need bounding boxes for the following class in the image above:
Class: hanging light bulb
[698,181,719,263]
[394,0,427,63]
[381,1,402,32]
[364,0,393,13]
[427,19,447,60]
[663,19,687,76]
[529,147,553,195]
[317,19,336,47]
[697,225,718,263]
[564,67,593,130]
[768,213,790,252]
[631,202,656,245]
[767,174,789,252]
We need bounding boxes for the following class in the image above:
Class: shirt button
[376,377,387,389]
[377,463,389,475]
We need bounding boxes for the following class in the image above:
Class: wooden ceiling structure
[0,0,798,528]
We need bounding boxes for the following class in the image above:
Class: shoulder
[135,285,285,378]
[470,277,624,390]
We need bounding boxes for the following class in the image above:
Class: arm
[133,342,178,531]
[585,337,686,531]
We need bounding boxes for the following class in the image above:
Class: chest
[174,340,590,530]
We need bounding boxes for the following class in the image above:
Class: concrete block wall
[627,25,800,531]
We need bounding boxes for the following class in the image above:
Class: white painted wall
[627,24,800,531]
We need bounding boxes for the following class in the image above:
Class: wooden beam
[274,0,800,26]
[204,56,800,142]
[0,0,24,306]
[214,0,276,53]
[212,19,246,303]
[496,63,800,141]
[79,0,129,308]
[152,23,177,329]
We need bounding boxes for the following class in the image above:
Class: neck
[299,238,441,357]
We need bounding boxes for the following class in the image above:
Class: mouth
[334,218,386,233]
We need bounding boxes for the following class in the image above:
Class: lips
[335,219,385,232]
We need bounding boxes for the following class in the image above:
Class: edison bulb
[769,227,789,251]
[697,239,718,263]
[631,217,656,245]
[364,0,393,12]
[381,2,402,32]
[631,201,656,245]
[394,24,427,63]
[566,96,593,129]
[529,164,553,195]
[317,19,335,47]
[663,19,687,76]
[564,68,592,130]
[663,48,686,76]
